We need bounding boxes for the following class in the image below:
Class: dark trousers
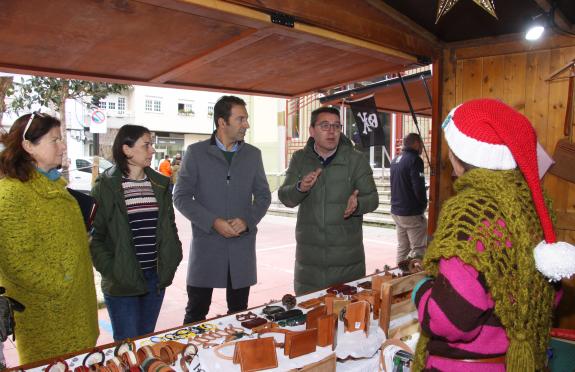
[183,270,250,324]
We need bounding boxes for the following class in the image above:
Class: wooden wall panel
[439,41,575,245]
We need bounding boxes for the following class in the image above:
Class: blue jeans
[104,270,165,341]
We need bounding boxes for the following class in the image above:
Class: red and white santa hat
[442,98,575,281]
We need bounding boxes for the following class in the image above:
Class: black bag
[0,287,25,342]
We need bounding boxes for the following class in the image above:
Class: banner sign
[349,96,385,148]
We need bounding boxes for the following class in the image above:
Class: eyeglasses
[316,121,342,131]
[22,111,45,141]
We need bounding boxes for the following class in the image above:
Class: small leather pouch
[233,337,278,372]
[268,309,304,322]
[284,328,317,359]
[344,301,370,335]
[316,313,337,348]
[305,305,326,330]
[241,317,268,329]
[262,305,285,316]
[326,284,357,296]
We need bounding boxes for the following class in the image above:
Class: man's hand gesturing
[299,168,322,192]
[343,189,359,219]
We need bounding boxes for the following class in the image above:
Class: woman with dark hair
[90,124,182,341]
[0,113,98,364]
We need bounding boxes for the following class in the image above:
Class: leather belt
[430,354,506,364]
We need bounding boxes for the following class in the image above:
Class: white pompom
[534,241,575,281]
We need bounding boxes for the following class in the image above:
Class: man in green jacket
[279,107,379,295]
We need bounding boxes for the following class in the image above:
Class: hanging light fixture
[525,13,547,41]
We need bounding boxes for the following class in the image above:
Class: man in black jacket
[390,133,428,265]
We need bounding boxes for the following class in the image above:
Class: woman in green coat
[0,113,98,364]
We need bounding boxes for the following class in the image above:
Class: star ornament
[436,0,498,23]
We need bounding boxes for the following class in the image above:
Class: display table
[14,271,423,372]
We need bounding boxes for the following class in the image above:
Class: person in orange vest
[158,155,172,177]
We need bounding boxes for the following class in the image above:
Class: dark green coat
[90,166,183,296]
[278,136,379,294]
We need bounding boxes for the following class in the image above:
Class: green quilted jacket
[279,136,379,294]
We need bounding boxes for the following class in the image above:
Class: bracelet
[46,359,69,372]
[82,348,105,369]
[213,341,237,360]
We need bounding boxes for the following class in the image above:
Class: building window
[99,101,107,109]
[178,102,195,116]
[117,97,126,115]
[145,97,162,113]
[108,102,116,110]
[207,104,214,118]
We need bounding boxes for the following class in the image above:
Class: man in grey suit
[174,95,271,324]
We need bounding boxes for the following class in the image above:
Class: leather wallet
[233,338,278,372]
[284,328,317,359]
[344,300,370,335]
[268,309,303,322]
[317,313,337,348]
[305,305,326,330]
[241,317,268,329]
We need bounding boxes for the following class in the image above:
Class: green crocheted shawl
[413,169,555,372]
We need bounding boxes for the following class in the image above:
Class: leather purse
[305,305,326,330]
[284,328,318,359]
[344,301,370,335]
[233,337,278,372]
[268,309,304,322]
[316,313,337,348]
[326,284,357,296]
[241,317,268,329]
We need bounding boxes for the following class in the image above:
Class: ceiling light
[526,25,545,40]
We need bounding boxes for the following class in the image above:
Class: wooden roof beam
[150,27,274,83]
[533,0,575,34]
[136,0,418,64]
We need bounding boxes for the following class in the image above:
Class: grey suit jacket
[174,134,271,288]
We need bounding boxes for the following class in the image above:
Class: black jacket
[390,148,427,216]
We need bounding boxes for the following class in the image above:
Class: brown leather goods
[233,337,278,372]
[255,328,290,348]
[316,313,337,348]
[550,139,575,183]
[357,281,372,289]
[251,321,279,333]
[284,328,318,359]
[326,284,357,296]
[344,301,370,335]
[140,357,175,372]
[153,341,185,365]
[137,345,159,364]
[241,317,268,329]
[298,297,323,309]
[353,290,379,319]
[306,305,327,330]
[325,296,350,318]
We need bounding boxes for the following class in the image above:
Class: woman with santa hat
[411,99,575,371]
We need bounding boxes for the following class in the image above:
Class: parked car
[66,156,113,194]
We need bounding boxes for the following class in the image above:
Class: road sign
[89,109,107,133]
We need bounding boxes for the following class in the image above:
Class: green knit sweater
[0,172,98,364]
[414,169,555,371]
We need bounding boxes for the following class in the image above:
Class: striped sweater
[122,178,159,271]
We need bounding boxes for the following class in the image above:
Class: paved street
[3,211,398,367]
